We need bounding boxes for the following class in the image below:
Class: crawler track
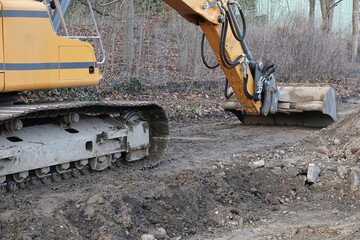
[0,101,169,188]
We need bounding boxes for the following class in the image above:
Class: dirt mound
[295,110,360,164]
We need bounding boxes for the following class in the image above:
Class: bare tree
[319,0,344,32]
[122,0,135,71]
[320,0,334,31]
[353,0,359,61]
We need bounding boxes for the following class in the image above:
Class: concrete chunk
[141,234,156,240]
[307,163,321,183]
[350,168,360,192]
[249,160,265,169]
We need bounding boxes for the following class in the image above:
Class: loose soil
[0,99,359,240]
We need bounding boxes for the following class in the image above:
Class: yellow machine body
[0,0,101,93]
[0,0,337,124]
[164,0,262,115]
[164,0,337,124]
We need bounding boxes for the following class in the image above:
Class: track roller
[5,119,23,132]
[13,171,29,183]
[89,155,112,171]
[75,159,89,170]
[55,163,70,173]
[61,113,80,124]
[35,167,50,178]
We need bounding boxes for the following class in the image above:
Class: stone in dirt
[113,214,133,228]
[307,163,321,183]
[249,160,265,169]
[329,146,336,153]
[86,195,105,205]
[84,205,95,220]
[316,146,329,155]
[83,194,105,220]
[265,194,281,205]
[141,234,156,240]
[333,138,341,145]
[356,150,360,161]
[151,227,169,239]
[349,168,360,192]
[337,166,350,180]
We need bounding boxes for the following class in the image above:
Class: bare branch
[76,0,114,18]
[326,0,344,17]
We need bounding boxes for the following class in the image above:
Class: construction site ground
[0,97,360,240]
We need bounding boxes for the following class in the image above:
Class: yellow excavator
[0,0,337,189]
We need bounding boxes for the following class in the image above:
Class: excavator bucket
[223,84,338,128]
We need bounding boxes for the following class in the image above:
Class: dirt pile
[282,109,360,204]
[295,109,360,163]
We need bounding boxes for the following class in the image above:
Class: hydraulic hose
[202,2,249,69]
[218,2,260,100]
[219,17,246,69]
[243,73,257,100]
[219,2,251,69]
[201,34,220,69]
[227,4,252,61]
[226,4,246,42]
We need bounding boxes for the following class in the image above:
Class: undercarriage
[0,101,169,190]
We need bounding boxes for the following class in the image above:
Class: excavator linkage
[164,0,338,127]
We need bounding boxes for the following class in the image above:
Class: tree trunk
[309,0,316,24]
[320,0,327,30]
[327,0,335,31]
[122,0,134,71]
[353,0,359,61]
[320,0,335,32]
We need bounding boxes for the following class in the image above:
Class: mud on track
[0,103,360,240]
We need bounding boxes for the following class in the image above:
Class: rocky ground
[0,98,359,240]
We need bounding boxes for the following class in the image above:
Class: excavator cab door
[0,2,5,92]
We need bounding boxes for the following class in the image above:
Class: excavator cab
[0,0,101,93]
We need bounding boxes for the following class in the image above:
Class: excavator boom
[164,0,337,125]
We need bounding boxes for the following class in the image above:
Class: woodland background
[23,0,360,120]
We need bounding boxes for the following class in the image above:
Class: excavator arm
[164,0,276,116]
[163,0,337,127]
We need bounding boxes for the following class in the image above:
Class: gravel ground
[0,99,359,240]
